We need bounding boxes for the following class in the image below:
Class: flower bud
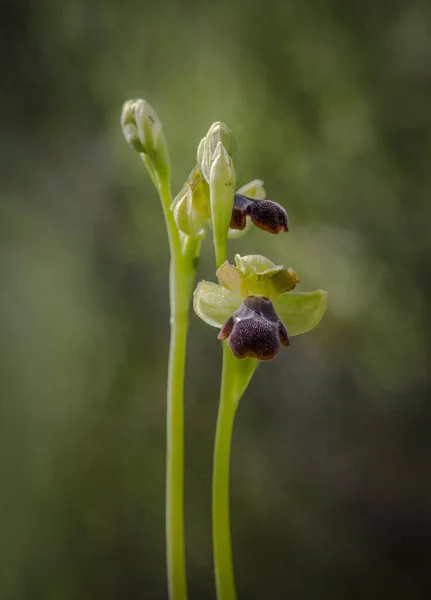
[171,166,209,239]
[197,122,238,183]
[209,141,236,261]
[121,100,145,152]
[120,99,170,185]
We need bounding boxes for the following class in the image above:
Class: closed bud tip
[121,100,145,153]
[120,98,171,185]
[197,122,238,183]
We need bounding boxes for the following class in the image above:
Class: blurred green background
[1,0,430,598]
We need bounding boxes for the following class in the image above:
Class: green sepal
[193,281,241,328]
[274,290,327,336]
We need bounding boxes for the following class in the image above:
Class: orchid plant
[121,99,327,600]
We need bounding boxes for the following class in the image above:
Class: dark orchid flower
[172,175,288,241]
[194,254,327,361]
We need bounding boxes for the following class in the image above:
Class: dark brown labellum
[249,199,288,233]
[229,194,253,230]
[218,296,289,361]
[230,194,288,234]
[230,206,248,230]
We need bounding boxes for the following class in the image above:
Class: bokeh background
[1,0,431,598]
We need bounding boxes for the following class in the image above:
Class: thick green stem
[213,343,239,600]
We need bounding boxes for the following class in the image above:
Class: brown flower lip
[230,193,289,234]
[218,296,290,361]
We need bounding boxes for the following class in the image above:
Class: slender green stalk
[153,174,197,600]
[212,225,256,600]
[212,212,237,600]
[214,239,227,274]
[213,343,239,600]
[166,307,188,600]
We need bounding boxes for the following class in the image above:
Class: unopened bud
[197,122,238,183]
[171,167,209,239]
[120,99,171,185]
[209,142,236,257]
[121,100,145,152]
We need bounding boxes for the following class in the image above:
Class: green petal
[237,179,266,200]
[193,281,242,328]
[274,290,327,336]
[216,261,245,293]
[235,254,283,276]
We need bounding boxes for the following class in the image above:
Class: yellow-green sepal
[274,290,327,336]
[193,281,242,328]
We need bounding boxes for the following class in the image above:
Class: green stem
[213,343,239,600]
[153,172,197,600]
[166,303,188,600]
[214,234,227,271]
[212,236,257,600]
